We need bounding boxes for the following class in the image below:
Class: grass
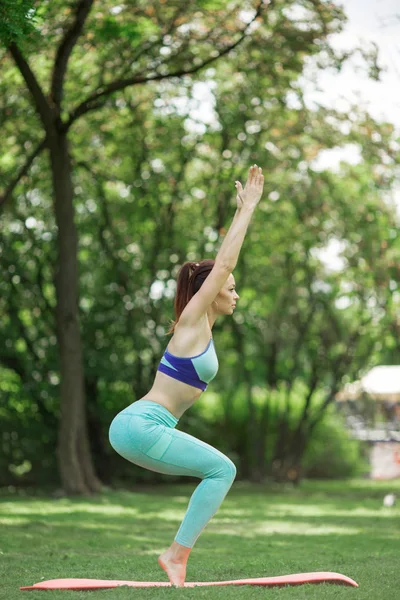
[1,478,400,599]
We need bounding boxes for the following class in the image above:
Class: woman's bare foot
[158,541,191,587]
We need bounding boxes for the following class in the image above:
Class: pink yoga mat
[20,572,359,590]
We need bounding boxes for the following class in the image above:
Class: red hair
[166,259,215,335]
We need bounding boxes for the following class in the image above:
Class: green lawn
[1,479,399,599]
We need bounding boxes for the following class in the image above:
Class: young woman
[109,164,264,586]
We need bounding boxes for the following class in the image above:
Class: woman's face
[215,274,240,315]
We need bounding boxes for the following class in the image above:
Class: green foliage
[302,410,369,479]
[0,0,37,45]
[0,368,58,487]
[179,386,369,482]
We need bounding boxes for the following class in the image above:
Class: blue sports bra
[157,337,219,391]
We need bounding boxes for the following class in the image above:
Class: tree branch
[51,0,95,108]
[64,1,265,131]
[0,137,47,211]
[118,1,193,79]
[8,43,54,131]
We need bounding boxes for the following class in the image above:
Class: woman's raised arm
[216,164,264,270]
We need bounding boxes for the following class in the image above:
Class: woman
[109,164,264,586]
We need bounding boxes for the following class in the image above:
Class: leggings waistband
[117,399,179,428]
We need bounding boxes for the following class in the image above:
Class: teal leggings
[109,400,236,548]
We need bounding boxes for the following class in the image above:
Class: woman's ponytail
[166,259,215,335]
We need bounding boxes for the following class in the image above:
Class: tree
[2,1,397,489]
[0,0,266,493]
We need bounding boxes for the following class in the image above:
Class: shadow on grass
[1,480,399,556]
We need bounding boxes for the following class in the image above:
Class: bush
[302,411,369,479]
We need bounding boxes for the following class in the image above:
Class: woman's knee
[226,458,237,483]
[213,455,237,484]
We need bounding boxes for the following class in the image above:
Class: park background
[1,0,399,493]
[1,1,400,598]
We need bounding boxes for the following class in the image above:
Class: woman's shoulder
[167,316,212,358]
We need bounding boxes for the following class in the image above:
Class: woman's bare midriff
[140,317,212,419]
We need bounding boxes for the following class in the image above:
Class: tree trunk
[50,130,101,494]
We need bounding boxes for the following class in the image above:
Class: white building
[336,366,400,479]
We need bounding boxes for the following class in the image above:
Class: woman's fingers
[244,164,263,187]
[251,165,257,185]
[235,181,243,192]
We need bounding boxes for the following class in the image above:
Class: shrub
[302,411,369,479]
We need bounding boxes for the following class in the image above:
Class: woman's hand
[235,164,264,210]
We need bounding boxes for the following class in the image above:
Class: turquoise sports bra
[157,337,219,391]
